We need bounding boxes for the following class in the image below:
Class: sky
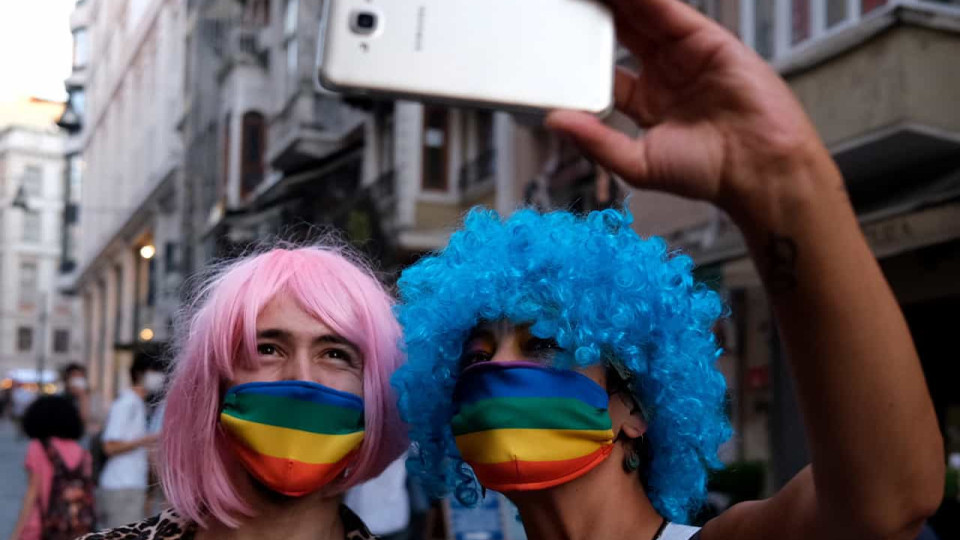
[0,1,75,103]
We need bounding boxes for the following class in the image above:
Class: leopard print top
[78,505,377,540]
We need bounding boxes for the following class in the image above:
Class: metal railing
[736,0,959,62]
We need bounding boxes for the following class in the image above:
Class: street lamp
[139,327,154,341]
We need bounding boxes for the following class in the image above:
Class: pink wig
[160,246,407,527]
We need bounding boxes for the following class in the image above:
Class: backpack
[41,440,96,540]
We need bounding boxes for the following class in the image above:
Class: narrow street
[0,418,29,539]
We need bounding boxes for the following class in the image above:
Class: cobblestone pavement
[0,417,29,539]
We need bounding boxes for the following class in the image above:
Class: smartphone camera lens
[353,11,377,34]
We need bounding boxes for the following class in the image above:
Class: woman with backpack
[9,394,96,540]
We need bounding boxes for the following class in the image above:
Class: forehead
[469,320,529,336]
[256,292,335,336]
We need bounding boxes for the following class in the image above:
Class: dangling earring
[622,435,643,473]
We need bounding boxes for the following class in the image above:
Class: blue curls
[391,206,731,523]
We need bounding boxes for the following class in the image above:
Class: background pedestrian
[96,354,161,528]
[8,395,95,540]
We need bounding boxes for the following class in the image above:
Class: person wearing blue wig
[393,0,944,539]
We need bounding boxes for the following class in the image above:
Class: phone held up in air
[317,0,616,116]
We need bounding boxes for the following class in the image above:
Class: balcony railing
[458,149,497,194]
[737,0,960,62]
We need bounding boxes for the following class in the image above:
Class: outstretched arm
[546,1,944,538]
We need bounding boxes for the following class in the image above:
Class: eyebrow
[256,329,359,350]
[464,327,494,343]
[313,334,357,349]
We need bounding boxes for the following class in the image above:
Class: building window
[53,329,70,354]
[70,89,86,119]
[114,265,124,343]
[68,155,83,204]
[422,106,449,191]
[250,0,272,25]
[73,29,89,68]
[791,0,810,45]
[19,260,38,298]
[478,111,495,153]
[22,213,41,243]
[284,0,300,94]
[286,41,299,85]
[17,327,34,352]
[284,0,299,36]
[222,113,232,197]
[379,112,395,173]
[184,35,193,98]
[826,0,847,28]
[754,0,775,59]
[241,112,267,197]
[164,242,179,274]
[22,165,42,197]
[862,0,887,15]
[740,0,898,61]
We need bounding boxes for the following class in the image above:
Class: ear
[609,391,647,439]
[620,404,646,439]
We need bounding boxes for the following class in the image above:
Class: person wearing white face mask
[97,354,163,528]
[61,363,91,428]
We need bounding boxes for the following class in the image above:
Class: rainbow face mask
[220,380,365,496]
[451,362,615,492]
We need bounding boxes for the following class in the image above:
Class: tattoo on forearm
[766,234,798,294]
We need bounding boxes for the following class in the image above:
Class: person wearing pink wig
[81,246,407,540]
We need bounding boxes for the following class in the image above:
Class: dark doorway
[903,296,960,539]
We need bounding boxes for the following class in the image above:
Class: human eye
[460,349,493,368]
[257,343,280,356]
[321,347,360,369]
[526,337,561,359]
[324,348,350,361]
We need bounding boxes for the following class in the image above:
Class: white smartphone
[317,0,616,116]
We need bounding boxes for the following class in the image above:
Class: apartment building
[0,98,81,381]
[60,0,186,408]
[692,0,960,488]
[183,0,375,265]
[179,0,515,276]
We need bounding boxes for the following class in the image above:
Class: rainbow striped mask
[220,380,365,496]
[452,362,615,492]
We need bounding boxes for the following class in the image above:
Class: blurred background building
[58,0,186,406]
[56,0,959,527]
[0,97,81,388]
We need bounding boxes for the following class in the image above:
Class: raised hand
[546,0,841,222]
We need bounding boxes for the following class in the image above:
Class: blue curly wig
[392,206,732,523]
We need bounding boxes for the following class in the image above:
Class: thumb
[545,110,649,187]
